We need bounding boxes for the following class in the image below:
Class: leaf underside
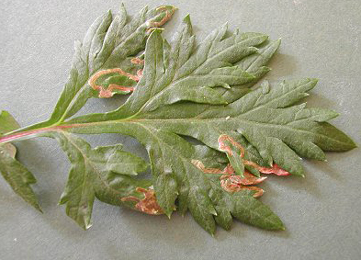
[0,5,356,235]
[0,111,42,212]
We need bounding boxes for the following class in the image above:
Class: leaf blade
[0,111,41,212]
[54,132,149,229]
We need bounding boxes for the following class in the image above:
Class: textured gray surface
[0,0,360,259]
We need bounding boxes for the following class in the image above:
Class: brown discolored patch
[221,171,267,186]
[218,134,245,158]
[88,68,141,98]
[191,159,227,174]
[220,178,264,197]
[192,159,266,197]
[148,6,177,28]
[121,187,164,215]
[219,172,266,197]
[136,69,143,79]
[130,57,144,65]
[244,160,290,176]
[218,134,290,176]
[192,134,291,196]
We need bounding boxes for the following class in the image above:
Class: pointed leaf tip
[309,78,319,86]
[184,13,191,19]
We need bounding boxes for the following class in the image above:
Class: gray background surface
[0,0,360,259]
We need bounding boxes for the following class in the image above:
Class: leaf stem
[0,124,77,143]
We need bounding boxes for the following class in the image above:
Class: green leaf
[20,4,177,131]
[0,111,41,212]
[0,6,356,235]
[0,111,20,134]
[74,17,267,122]
[218,134,245,177]
[55,17,353,232]
[0,145,42,212]
[208,176,284,230]
[64,80,354,231]
[53,132,148,229]
[134,78,355,173]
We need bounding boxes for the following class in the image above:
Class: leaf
[0,6,356,235]
[218,134,246,177]
[0,111,20,134]
[21,4,177,131]
[208,176,284,231]
[101,18,267,118]
[53,132,148,229]
[0,111,41,212]
[60,20,354,231]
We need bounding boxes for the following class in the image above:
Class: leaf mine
[89,68,140,98]
[192,159,267,198]
[121,187,164,215]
